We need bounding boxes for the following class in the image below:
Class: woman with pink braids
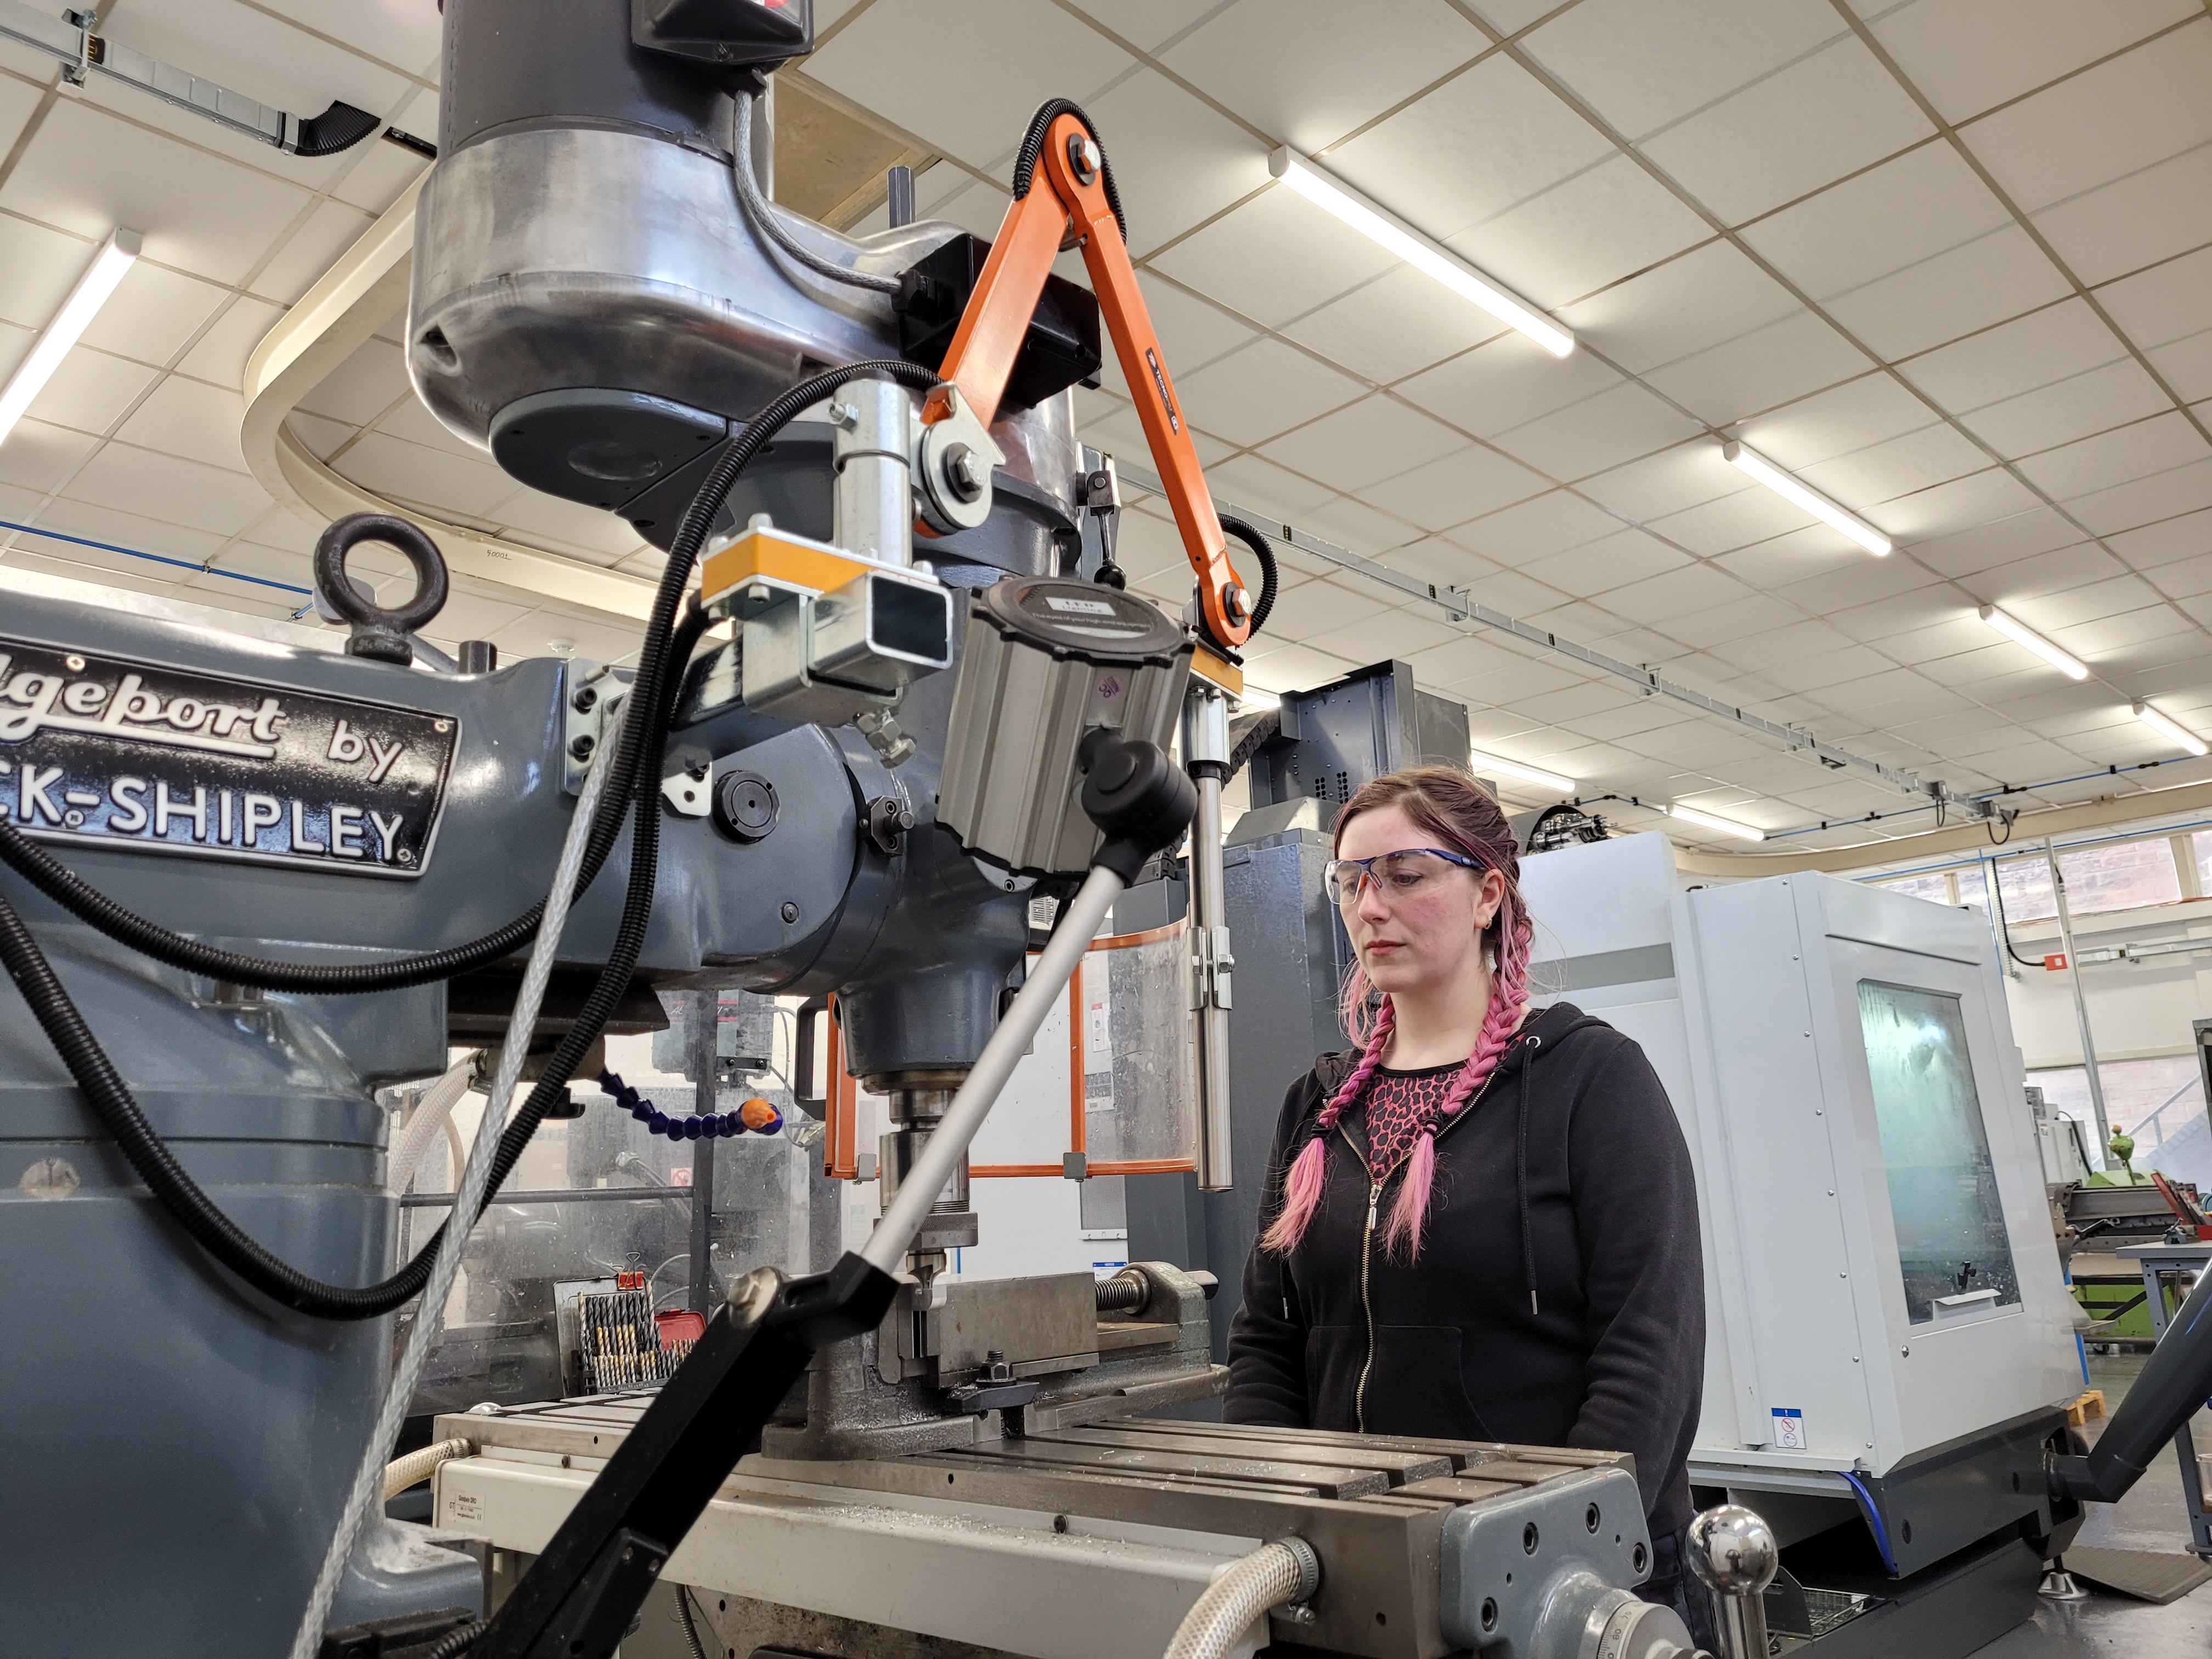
[1224,767,1707,1638]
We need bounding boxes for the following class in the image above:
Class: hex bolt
[1066,132,1100,182]
[944,443,985,503]
[572,685,599,713]
[569,734,596,760]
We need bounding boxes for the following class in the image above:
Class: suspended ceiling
[0,0,2205,855]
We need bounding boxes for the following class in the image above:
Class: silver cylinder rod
[862,862,1125,1273]
[832,371,914,568]
[2044,840,2112,1158]
[1182,685,1233,1191]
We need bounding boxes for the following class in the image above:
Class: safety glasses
[1323,847,1486,907]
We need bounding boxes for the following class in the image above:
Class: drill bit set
[577,1272,679,1395]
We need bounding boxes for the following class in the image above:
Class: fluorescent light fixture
[1722,439,1891,557]
[0,229,138,447]
[1978,605,2086,680]
[1269,147,1574,358]
[1668,802,1767,843]
[2134,701,2208,757]
[1468,747,1575,793]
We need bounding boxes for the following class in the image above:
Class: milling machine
[2,7,1734,1659]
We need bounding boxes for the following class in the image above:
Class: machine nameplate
[0,636,459,877]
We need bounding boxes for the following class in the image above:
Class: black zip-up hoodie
[1224,1001,1706,1534]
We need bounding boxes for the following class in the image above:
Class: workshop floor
[1978,1351,2212,1656]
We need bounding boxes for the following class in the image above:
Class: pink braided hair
[1260,766,1535,1261]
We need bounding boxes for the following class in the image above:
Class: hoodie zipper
[1353,1169,1380,1432]
[1332,1037,1532,1435]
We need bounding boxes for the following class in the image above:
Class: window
[2192,830,2212,895]
[1877,871,1953,906]
[2028,1057,2207,1172]
[1857,981,2020,1324]
[2060,839,2181,916]
[1993,858,2056,924]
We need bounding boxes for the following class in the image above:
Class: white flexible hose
[290,730,621,1659]
[385,1057,476,1197]
[1163,1541,1315,1659]
[382,1437,472,1503]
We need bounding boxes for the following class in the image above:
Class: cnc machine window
[1857,981,2021,1327]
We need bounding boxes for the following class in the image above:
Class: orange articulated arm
[924,105,1253,651]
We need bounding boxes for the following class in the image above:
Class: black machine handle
[791,996,830,1117]
[2052,1259,2212,1504]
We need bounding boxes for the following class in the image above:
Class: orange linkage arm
[924,111,1251,650]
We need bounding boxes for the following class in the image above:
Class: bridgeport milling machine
[0,6,1985,1659]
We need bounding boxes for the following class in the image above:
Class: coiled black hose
[422,1621,482,1659]
[0,359,940,1319]
[1219,516,1278,640]
[1009,98,1126,245]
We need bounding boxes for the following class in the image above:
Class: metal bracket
[661,765,710,819]
[1189,924,1234,1013]
[560,660,624,796]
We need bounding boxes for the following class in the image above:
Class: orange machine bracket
[923,110,1251,651]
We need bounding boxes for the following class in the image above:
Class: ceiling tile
[1160,0,1483,153]
[1712,523,1874,588]
[1822,224,2071,360]
[2066,458,2212,535]
[1394,331,1624,438]
[2150,334,2212,403]
[176,296,287,393]
[1797,422,1992,505]
[1279,266,1510,385]
[2031,142,2212,288]
[2046,601,2199,658]
[806,0,1135,172]
[284,411,354,461]
[1646,484,1820,556]
[24,348,159,437]
[2001,571,2165,630]
[0,216,109,336]
[1172,336,1365,446]
[1639,35,1935,224]
[1357,444,1551,532]
[1963,20,2212,206]
[1906,507,2085,577]
[2105,505,2212,568]
[1644,309,1874,427]
[248,199,377,307]
[1081,69,1268,259]
[0,417,96,493]
[1148,185,1399,328]
[1060,0,1237,51]
[493,489,647,562]
[1576,442,1748,522]
[2011,410,2212,500]
[1487,381,1706,479]
[1301,492,1424,555]
[63,442,270,536]
[2095,245,2212,351]
[0,98,309,287]
[1736,140,2007,300]
[1559,239,1799,373]
[1521,527,1693,595]
[1081,402,1234,469]
[1518,0,1846,142]
[1870,466,2044,541]
[1325,52,1616,242]
[1259,394,1467,492]
[1894,298,2123,409]
[1253,573,1391,637]
[1601,561,1760,623]
[1304,606,1465,664]
[1203,452,1340,522]
[1446,155,1714,312]
[76,262,228,370]
[332,431,520,520]
[1737,374,1939,468]
[1455,489,1627,563]
[1870,0,2198,123]
[1771,551,1940,614]
[1956,358,2174,457]
[110,375,249,473]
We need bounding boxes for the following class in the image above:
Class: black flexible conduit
[1009,98,1126,245]
[0,360,942,1321]
[1219,516,1278,639]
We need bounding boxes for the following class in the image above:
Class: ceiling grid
[0,0,2200,856]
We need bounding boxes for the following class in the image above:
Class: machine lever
[1685,1505,1776,1659]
